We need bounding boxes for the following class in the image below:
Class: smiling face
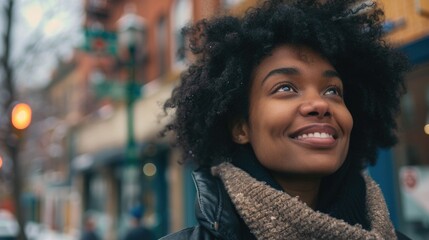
[233,44,353,180]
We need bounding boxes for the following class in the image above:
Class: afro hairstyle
[163,0,410,168]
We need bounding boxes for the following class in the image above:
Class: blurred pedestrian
[80,215,100,240]
[123,204,155,240]
[160,0,411,239]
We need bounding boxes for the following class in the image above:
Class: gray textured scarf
[212,162,397,240]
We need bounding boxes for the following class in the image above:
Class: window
[172,0,192,67]
[224,0,244,8]
[157,15,167,76]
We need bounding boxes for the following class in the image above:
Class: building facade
[381,1,429,239]
[37,0,227,239]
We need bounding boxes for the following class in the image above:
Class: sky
[1,0,83,90]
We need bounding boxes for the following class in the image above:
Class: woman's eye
[324,86,343,97]
[276,84,295,93]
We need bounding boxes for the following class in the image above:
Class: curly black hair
[163,0,409,168]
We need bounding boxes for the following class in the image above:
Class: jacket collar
[191,148,265,240]
[192,167,243,240]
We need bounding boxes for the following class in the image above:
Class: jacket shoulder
[159,226,216,240]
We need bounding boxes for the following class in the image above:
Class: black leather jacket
[160,167,254,240]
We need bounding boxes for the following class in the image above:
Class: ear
[231,119,250,144]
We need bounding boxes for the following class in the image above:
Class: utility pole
[1,1,28,239]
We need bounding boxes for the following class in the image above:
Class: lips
[289,124,339,147]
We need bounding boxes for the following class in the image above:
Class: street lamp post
[117,5,146,166]
[116,6,147,217]
[8,102,32,240]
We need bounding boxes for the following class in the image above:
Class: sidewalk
[25,223,78,240]
[32,229,77,240]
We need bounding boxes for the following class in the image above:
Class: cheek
[249,107,291,139]
[338,107,353,135]
[340,109,353,157]
[345,110,353,134]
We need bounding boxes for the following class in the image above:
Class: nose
[299,95,331,118]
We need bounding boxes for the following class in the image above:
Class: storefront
[72,142,170,239]
[395,35,429,239]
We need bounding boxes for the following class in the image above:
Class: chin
[303,162,344,176]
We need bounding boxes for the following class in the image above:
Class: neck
[271,173,321,209]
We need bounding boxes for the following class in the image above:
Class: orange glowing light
[11,103,32,130]
[424,124,429,135]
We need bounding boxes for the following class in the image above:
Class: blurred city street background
[0,0,429,239]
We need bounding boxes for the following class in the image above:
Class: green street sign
[82,28,117,55]
[92,80,142,101]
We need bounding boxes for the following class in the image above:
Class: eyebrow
[261,67,340,86]
[261,67,298,85]
[323,70,340,78]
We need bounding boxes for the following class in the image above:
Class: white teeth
[295,132,333,139]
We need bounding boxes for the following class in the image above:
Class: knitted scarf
[212,162,397,240]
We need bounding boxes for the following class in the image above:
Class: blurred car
[0,209,18,240]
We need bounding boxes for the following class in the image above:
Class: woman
[161,0,410,239]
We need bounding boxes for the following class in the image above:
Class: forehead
[251,44,334,81]
[264,44,327,65]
